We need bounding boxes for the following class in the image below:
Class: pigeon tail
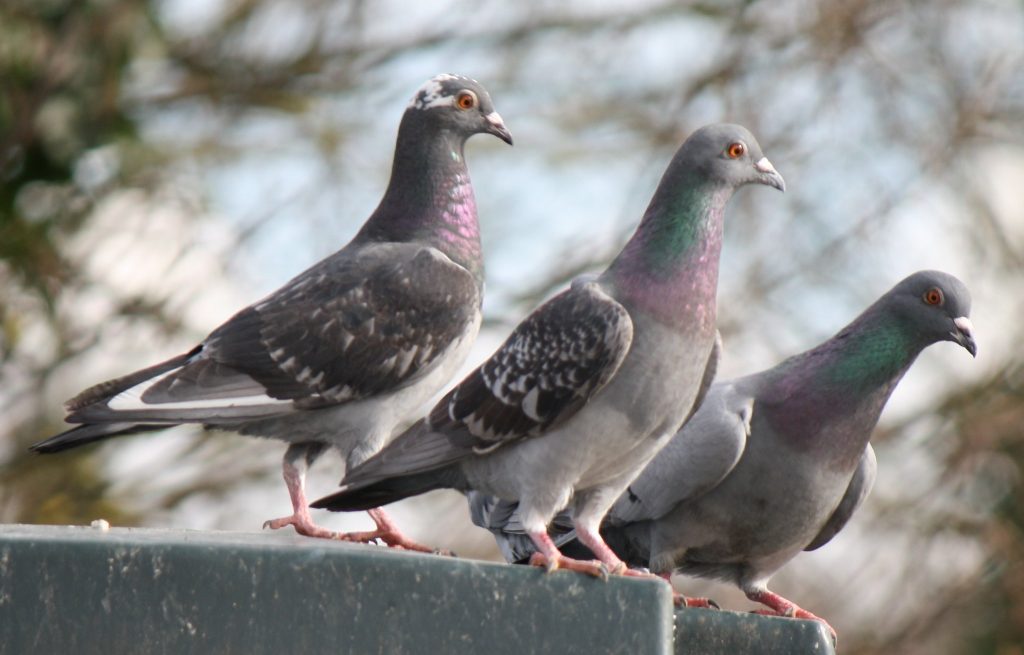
[64,347,200,411]
[311,466,463,512]
[30,423,165,454]
[337,418,473,489]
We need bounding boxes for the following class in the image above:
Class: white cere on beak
[954,316,974,337]
[754,157,778,175]
[485,111,505,128]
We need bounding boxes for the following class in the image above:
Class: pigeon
[312,124,786,580]
[30,74,513,550]
[471,270,977,639]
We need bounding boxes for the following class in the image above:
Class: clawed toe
[528,552,608,578]
[674,593,719,609]
[262,513,349,540]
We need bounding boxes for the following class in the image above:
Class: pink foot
[651,571,719,608]
[528,551,609,578]
[263,510,445,553]
[672,593,720,609]
[747,589,837,644]
[263,511,346,540]
[350,508,450,554]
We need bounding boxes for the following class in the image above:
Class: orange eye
[923,287,944,305]
[726,142,746,159]
[456,91,477,110]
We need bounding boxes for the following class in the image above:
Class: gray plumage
[314,124,785,574]
[473,270,976,626]
[32,74,513,541]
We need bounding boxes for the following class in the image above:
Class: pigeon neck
[360,112,483,283]
[605,178,731,331]
[817,309,923,392]
[764,307,923,466]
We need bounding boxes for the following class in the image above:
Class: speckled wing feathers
[429,280,633,451]
[68,243,480,422]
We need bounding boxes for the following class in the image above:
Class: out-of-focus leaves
[1,0,156,303]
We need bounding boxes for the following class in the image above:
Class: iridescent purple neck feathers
[605,181,732,331]
[756,306,923,465]
[359,110,484,282]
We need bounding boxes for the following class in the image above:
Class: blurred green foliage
[1,0,153,305]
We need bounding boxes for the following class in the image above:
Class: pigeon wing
[428,279,633,452]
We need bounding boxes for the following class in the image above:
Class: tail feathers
[467,493,579,564]
[311,467,461,512]
[339,419,472,490]
[65,346,200,412]
[312,419,472,512]
[30,423,166,454]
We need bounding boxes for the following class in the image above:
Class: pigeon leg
[262,446,443,552]
[746,587,837,643]
[332,508,448,555]
[527,531,608,578]
[573,525,636,576]
[656,571,719,609]
[575,526,718,607]
[263,442,343,538]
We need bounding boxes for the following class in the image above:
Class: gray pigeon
[471,270,976,638]
[312,124,785,578]
[31,74,513,549]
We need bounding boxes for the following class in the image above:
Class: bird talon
[528,552,556,573]
[675,593,720,609]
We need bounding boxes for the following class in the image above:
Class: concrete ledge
[675,606,835,654]
[0,524,672,655]
[0,525,835,654]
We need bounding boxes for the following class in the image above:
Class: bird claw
[673,593,720,609]
[528,552,608,579]
[607,561,628,577]
[340,528,441,554]
[262,513,341,540]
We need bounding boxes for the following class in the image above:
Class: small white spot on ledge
[91,518,111,531]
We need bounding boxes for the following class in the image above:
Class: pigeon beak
[484,111,514,145]
[754,157,786,192]
[951,316,977,357]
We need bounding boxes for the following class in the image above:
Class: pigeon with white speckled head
[312,124,785,581]
[31,74,513,550]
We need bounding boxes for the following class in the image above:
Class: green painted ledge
[0,524,834,655]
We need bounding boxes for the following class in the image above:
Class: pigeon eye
[726,142,746,159]
[922,287,944,306]
[455,91,477,110]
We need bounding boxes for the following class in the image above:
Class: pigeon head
[407,74,513,145]
[886,270,976,357]
[678,123,786,192]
